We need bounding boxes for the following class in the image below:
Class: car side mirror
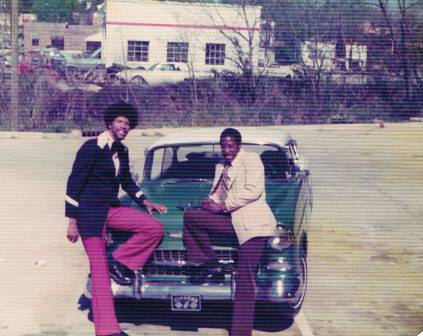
[299,168,310,177]
[291,163,301,176]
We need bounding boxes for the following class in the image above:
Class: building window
[205,43,225,65]
[274,46,299,65]
[167,42,188,63]
[31,33,39,47]
[127,40,149,62]
[51,36,64,50]
[86,41,102,55]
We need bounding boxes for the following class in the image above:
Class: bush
[0,71,420,131]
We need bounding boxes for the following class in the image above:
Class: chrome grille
[142,249,237,276]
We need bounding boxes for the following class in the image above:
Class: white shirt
[96,131,144,199]
[98,131,120,176]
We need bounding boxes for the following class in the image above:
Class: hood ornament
[176,200,201,211]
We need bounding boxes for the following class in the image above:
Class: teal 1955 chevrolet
[82,127,312,320]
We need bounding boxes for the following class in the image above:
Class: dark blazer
[65,132,145,236]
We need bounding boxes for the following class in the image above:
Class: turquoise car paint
[137,179,301,247]
[88,129,312,319]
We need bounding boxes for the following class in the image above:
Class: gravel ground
[0,122,422,336]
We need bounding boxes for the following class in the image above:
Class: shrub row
[0,72,421,131]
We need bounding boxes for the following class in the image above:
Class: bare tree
[265,0,373,120]
[371,0,422,102]
[275,0,340,117]
[208,0,265,102]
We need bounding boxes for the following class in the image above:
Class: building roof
[148,127,293,150]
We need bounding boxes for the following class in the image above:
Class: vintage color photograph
[0,0,422,336]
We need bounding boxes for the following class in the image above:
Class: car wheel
[66,66,78,77]
[130,76,147,86]
[107,73,120,85]
[288,254,307,314]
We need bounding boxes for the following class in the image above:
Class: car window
[150,148,164,180]
[150,147,173,179]
[159,64,175,71]
[148,144,220,180]
[147,143,291,180]
[258,146,292,179]
[148,63,159,71]
[175,144,217,161]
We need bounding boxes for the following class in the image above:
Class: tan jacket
[210,148,276,245]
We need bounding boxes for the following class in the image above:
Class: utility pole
[10,0,18,131]
[0,1,5,49]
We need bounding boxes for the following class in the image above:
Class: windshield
[148,63,159,71]
[146,143,292,180]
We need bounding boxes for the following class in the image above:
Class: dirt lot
[0,122,422,336]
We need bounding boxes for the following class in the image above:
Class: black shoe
[101,331,130,336]
[77,294,91,311]
[109,258,134,285]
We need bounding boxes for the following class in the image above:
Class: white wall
[301,41,336,71]
[301,40,367,72]
[103,0,261,72]
[345,44,367,70]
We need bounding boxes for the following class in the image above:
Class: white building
[102,0,262,72]
[301,40,367,72]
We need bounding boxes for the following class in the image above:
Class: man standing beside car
[65,102,167,336]
[183,127,276,336]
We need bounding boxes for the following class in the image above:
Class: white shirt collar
[228,148,244,168]
[97,130,115,149]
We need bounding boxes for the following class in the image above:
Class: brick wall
[23,22,101,52]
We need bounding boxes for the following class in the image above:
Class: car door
[158,63,185,84]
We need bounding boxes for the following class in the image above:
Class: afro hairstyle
[103,102,138,129]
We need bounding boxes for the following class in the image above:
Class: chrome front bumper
[84,271,300,304]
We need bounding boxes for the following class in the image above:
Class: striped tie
[217,164,230,205]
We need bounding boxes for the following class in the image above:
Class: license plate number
[171,295,201,312]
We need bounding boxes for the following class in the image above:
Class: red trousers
[81,207,163,336]
[183,208,268,336]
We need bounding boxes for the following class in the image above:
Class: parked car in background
[106,63,145,81]
[18,50,52,73]
[0,49,60,81]
[51,48,103,76]
[81,127,312,323]
[0,52,11,69]
[116,62,214,85]
[0,52,12,82]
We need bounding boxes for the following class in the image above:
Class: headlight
[266,257,292,272]
[268,224,294,251]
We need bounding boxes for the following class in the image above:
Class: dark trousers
[183,208,267,336]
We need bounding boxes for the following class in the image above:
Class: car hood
[135,179,209,248]
[127,179,300,249]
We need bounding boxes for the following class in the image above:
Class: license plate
[171,295,201,312]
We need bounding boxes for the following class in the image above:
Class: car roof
[148,127,293,150]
